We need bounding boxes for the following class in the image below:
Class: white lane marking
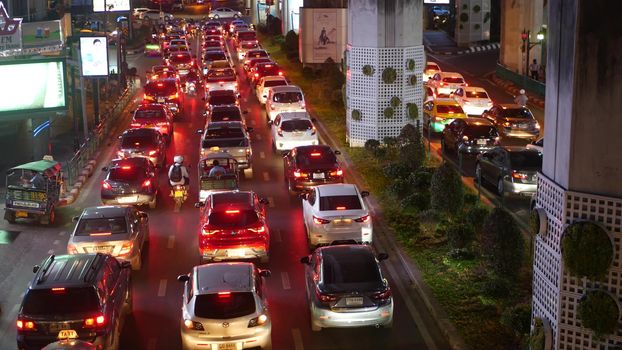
[263,172,270,182]
[53,240,60,245]
[167,235,175,249]
[58,231,66,236]
[147,338,157,350]
[157,279,167,297]
[259,151,266,159]
[273,229,282,243]
[47,249,54,254]
[292,328,304,350]
[281,272,291,290]
[255,133,262,140]
[267,196,275,208]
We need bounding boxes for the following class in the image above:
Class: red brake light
[354,215,371,223]
[440,82,445,86]
[148,150,158,156]
[130,122,141,127]
[336,206,346,210]
[84,314,105,328]
[89,232,112,236]
[254,73,259,78]
[177,54,184,57]
[330,169,343,177]
[102,181,112,190]
[294,171,307,178]
[248,225,267,234]
[278,71,283,76]
[51,287,66,293]
[142,179,152,188]
[225,209,240,214]
[121,166,131,170]
[17,320,36,331]
[218,291,231,298]
[313,216,331,225]
[315,287,337,302]
[157,83,164,87]
[310,152,321,157]
[372,288,392,300]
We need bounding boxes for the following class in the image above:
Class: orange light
[51,287,66,292]
[336,206,346,210]
[142,179,152,187]
[254,73,259,77]
[218,291,231,298]
[294,171,306,178]
[225,209,240,214]
[121,166,131,170]
[278,71,283,76]
[157,83,164,87]
[511,171,528,180]
[148,150,157,156]
[89,232,112,236]
[310,152,321,157]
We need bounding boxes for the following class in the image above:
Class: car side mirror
[259,198,269,205]
[246,127,254,132]
[196,129,204,134]
[72,216,80,222]
[121,261,132,269]
[300,256,310,265]
[334,150,341,155]
[177,274,190,282]
[258,269,271,277]
[33,265,40,273]
[360,191,370,197]
[101,167,109,172]
[377,253,389,261]
[194,202,205,208]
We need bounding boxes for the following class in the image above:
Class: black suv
[16,254,132,350]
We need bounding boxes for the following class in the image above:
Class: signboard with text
[93,0,131,12]
[80,36,109,76]
[0,2,23,51]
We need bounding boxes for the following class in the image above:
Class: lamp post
[521,29,545,78]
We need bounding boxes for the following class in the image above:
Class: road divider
[157,279,167,297]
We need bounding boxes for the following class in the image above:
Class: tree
[481,208,525,279]
[430,162,464,215]
[398,124,426,171]
[283,30,299,59]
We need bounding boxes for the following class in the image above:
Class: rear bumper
[200,243,269,261]
[311,301,393,329]
[504,180,537,196]
[17,333,108,350]
[101,193,156,206]
[503,129,539,139]
[308,226,373,246]
[181,324,271,350]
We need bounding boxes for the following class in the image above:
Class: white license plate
[293,132,303,137]
[58,329,78,339]
[89,246,114,253]
[117,196,138,204]
[345,297,364,306]
[218,343,237,350]
[477,139,487,145]
[227,248,246,258]
[333,219,352,226]
[312,173,325,180]
[13,200,39,208]
[157,98,165,103]
[49,323,70,333]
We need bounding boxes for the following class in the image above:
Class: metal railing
[65,81,138,187]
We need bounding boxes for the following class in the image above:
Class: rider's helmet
[519,89,526,95]
[174,155,184,164]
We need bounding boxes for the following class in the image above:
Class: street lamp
[521,29,545,78]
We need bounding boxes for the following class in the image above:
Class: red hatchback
[250,62,283,86]
[197,191,270,263]
[130,104,174,140]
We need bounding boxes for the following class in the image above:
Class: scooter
[171,185,188,212]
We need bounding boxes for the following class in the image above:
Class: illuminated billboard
[80,36,109,76]
[0,59,67,114]
[299,8,347,64]
[93,0,130,12]
[424,0,450,4]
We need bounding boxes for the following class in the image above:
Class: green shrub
[400,192,430,211]
[501,304,532,336]
[364,139,381,154]
[411,167,434,192]
[383,162,411,180]
[529,209,540,237]
[430,162,464,215]
[406,59,415,71]
[473,4,481,13]
[578,289,620,338]
[446,221,475,249]
[387,179,412,199]
[464,193,479,205]
[351,109,362,121]
[284,30,299,58]
[484,12,491,23]
[562,221,613,279]
[529,318,546,350]
[382,67,397,84]
[460,13,469,22]
[399,143,426,173]
[406,103,419,120]
[408,75,417,86]
[448,248,475,260]
[388,210,421,242]
[465,205,490,236]
[384,107,394,118]
[480,275,511,298]
[481,208,525,279]
[362,64,374,76]
[390,96,401,108]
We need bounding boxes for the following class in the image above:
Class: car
[251,62,283,85]
[143,77,184,115]
[270,112,319,153]
[16,253,132,350]
[133,7,150,19]
[233,30,257,48]
[431,5,450,16]
[283,145,344,193]
[243,50,270,70]
[208,7,242,19]
[202,49,229,74]
[301,183,372,248]
[67,206,149,270]
[117,128,167,167]
[482,104,540,140]
[143,10,173,21]
[231,23,251,38]
[476,146,542,197]
[422,98,468,134]
[168,38,189,48]
[205,105,245,124]
[423,61,441,82]
[166,51,196,75]
[255,76,288,104]
[265,85,306,123]
[424,85,435,103]
[205,89,240,110]
[245,58,273,78]
[177,262,272,350]
[451,86,494,115]
[227,19,246,34]
[163,45,191,61]
[202,39,223,50]
[198,121,253,172]
[205,59,232,70]
[441,117,499,155]
[204,67,239,94]
[203,26,222,36]
[196,191,270,262]
[526,137,544,153]
[237,40,261,60]
[300,245,392,331]
[427,72,467,96]
[130,103,174,140]
[101,157,159,208]
[203,34,223,44]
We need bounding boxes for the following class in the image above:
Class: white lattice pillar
[345,0,424,147]
[532,1,622,349]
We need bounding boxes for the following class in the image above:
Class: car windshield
[134,108,166,120]
[212,108,241,121]
[120,134,157,149]
[436,105,464,114]
[509,152,542,170]
[144,81,177,96]
[22,288,100,315]
[241,41,258,49]
[425,64,439,70]
[464,125,498,138]
[322,253,383,293]
[237,32,256,41]
[273,92,302,103]
[109,166,145,182]
[296,150,336,167]
[76,217,127,236]
[465,91,489,99]
[209,94,237,105]
[209,209,259,228]
[203,138,248,148]
[207,69,236,82]
[500,108,534,119]
[281,119,312,132]
[194,292,255,319]
[264,79,286,88]
[319,195,362,211]
[442,77,465,84]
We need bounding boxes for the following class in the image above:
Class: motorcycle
[186,81,196,95]
[171,185,188,212]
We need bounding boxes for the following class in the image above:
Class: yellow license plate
[218,343,237,350]
[15,211,28,218]
[58,329,78,339]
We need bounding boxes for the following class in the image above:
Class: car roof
[211,190,253,209]
[81,206,129,219]
[463,86,487,93]
[30,254,109,289]
[463,117,493,126]
[277,111,311,120]
[270,85,301,93]
[438,72,464,78]
[434,98,461,105]
[110,157,151,168]
[262,75,286,82]
[195,263,253,295]
[318,244,375,262]
[316,183,358,197]
[122,127,160,136]
[256,62,278,69]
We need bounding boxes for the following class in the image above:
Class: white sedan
[142,10,173,21]
[255,76,288,105]
[302,184,373,249]
[208,7,242,19]
[423,61,441,82]
[270,112,319,153]
[451,86,494,115]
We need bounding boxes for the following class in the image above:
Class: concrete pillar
[345,0,424,146]
[499,0,545,74]
[455,0,491,47]
[532,1,622,348]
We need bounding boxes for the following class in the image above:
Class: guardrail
[495,63,545,97]
[65,82,138,187]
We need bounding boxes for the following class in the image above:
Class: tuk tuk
[198,151,239,202]
[4,157,62,225]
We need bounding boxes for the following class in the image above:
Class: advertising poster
[21,21,63,48]
[93,0,131,12]
[424,0,450,4]
[0,2,23,51]
[0,60,66,113]
[80,36,109,77]
[313,10,337,62]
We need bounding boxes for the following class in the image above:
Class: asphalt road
[0,16,451,350]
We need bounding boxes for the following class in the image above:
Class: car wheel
[497,178,506,197]
[475,164,483,184]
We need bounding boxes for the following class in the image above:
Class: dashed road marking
[273,229,282,243]
[281,272,291,290]
[47,249,54,254]
[157,279,167,297]
[53,240,60,245]
[267,196,275,208]
[147,338,157,350]
[259,151,266,159]
[292,328,304,350]
[167,235,175,249]
[263,172,270,181]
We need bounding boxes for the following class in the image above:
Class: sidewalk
[424,30,500,55]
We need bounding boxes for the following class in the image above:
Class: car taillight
[315,287,337,303]
[184,319,204,330]
[254,73,259,78]
[130,122,142,127]
[462,135,469,141]
[278,71,283,76]
[142,179,152,188]
[102,181,112,190]
[119,241,133,256]
[354,215,370,223]
[440,82,445,86]
[16,319,36,331]
[511,171,528,180]
[329,169,343,177]
[169,93,179,100]
[84,314,105,328]
[294,170,307,178]
[148,150,158,156]
[372,288,392,301]
[144,93,154,101]
[245,148,251,155]
[311,126,317,135]
[67,244,78,254]
[248,225,267,234]
[201,225,219,236]
[313,216,331,225]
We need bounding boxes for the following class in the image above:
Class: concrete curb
[426,42,500,56]
[127,45,145,55]
[488,74,546,109]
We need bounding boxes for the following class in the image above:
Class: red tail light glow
[313,216,331,225]
[157,83,164,87]
[372,288,392,301]
[148,150,158,156]
[336,206,346,210]
[130,122,141,127]
[315,287,337,303]
[354,215,371,223]
[511,171,528,180]
[248,225,267,234]
[142,179,152,188]
[311,127,317,135]
[225,209,240,214]
[293,171,307,178]
[330,169,343,177]
[121,166,131,170]
[310,152,321,157]
[218,291,231,298]
[278,71,283,76]
[84,314,106,328]
[51,287,66,293]
[16,320,36,331]
[89,232,112,236]
[119,241,133,255]
[201,226,219,236]
[102,181,112,190]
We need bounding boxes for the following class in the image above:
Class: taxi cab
[422,98,468,134]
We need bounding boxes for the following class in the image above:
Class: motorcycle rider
[168,155,190,195]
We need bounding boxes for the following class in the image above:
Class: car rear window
[194,292,255,319]
[296,150,336,167]
[509,152,542,170]
[264,79,287,88]
[241,41,259,49]
[144,81,177,96]
[207,68,236,81]
[121,134,157,149]
[209,209,259,228]
[203,138,248,148]
[500,108,534,119]
[211,107,241,122]
[464,125,498,138]
[209,94,237,105]
[436,105,464,114]
[109,166,145,182]
[322,253,383,292]
[237,31,256,42]
[442,77,465,84]
[273,92,302,103]
[319,195,362,211]
[204,52,226,61]
[76,217,127,236]
[204,41,221,48]
[22,288,100,315]
[134,108,166,120]
[258,65,280,76]
[281,119,312,132]
[465,91,489,99]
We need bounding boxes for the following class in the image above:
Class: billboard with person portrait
[80,36,108,76]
